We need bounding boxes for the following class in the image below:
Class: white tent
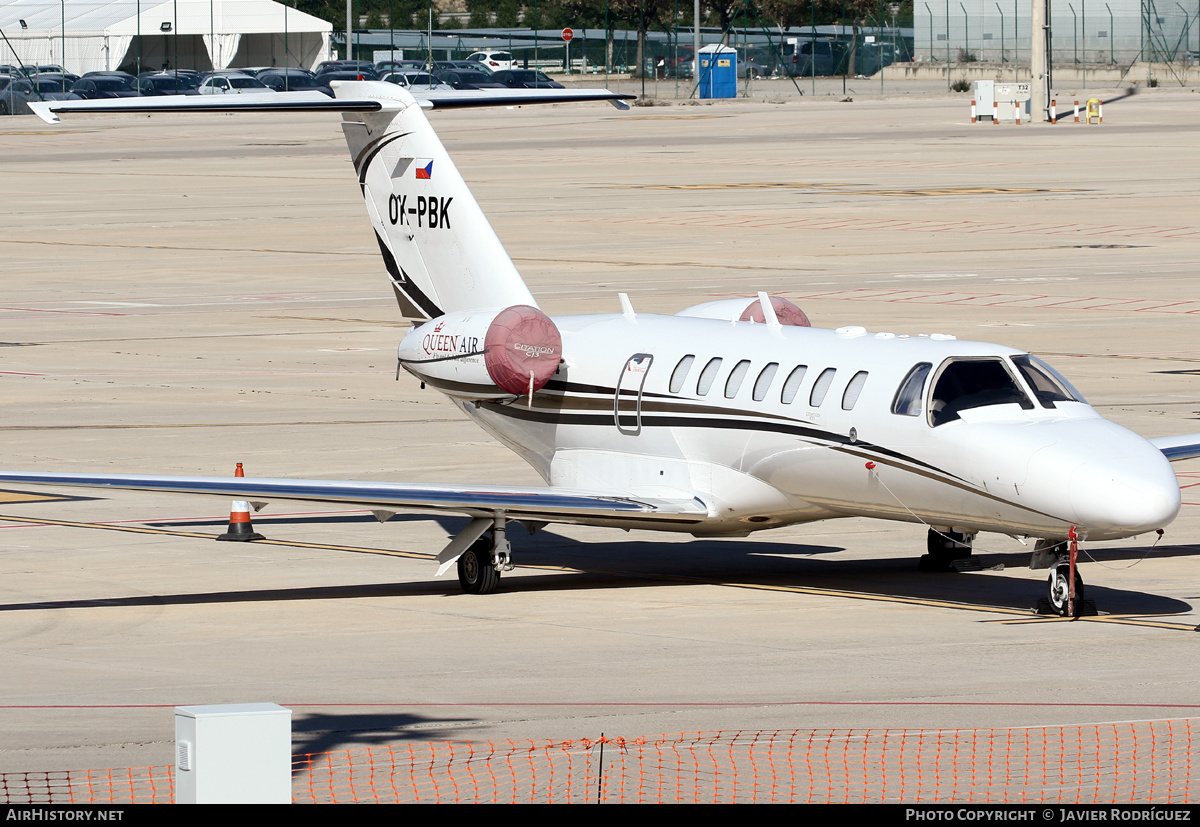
[0,0,332,74]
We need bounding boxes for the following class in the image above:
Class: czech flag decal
[415,159,434,179]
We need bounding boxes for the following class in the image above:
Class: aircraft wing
[0,471,707,527]
[28,85,634,124]
[1149,434,1200,462]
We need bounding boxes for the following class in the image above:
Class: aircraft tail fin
[336,82,535,319]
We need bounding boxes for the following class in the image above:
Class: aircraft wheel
[920,528,973,571]
[1047,564,1084,617]
[458,536,500,595]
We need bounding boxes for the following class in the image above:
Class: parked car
[738,58,769,79]
[381,72,453,91]
[198,73,273,94]
[71,75,139,99]
[377,59,429,73]
[29,72,79,93]
[315,60,378,78]
[433,60,491,74]
[1,76,80,115]
[488,69,563,89]
[20,64,65,77]
[137,73,200,95]
[256,69,325,93]
[466,51,516,71]
[313,69,378,89]
[433,68,506,90]
[782,39,843,76]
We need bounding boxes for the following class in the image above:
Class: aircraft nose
[1067,453,1180,536]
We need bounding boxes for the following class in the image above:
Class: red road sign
[562,28,574,42]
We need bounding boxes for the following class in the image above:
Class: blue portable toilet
[697,44,737,99]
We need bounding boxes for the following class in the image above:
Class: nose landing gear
[1032,528,1095,618]
[1046,563,1086,618]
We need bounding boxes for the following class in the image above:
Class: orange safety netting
[0,767,174,805]
[3,721,1196,804]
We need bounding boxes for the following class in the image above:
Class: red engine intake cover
[739,296,811,327]
[483,305,563,396]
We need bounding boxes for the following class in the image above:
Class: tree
[607,0,669,76]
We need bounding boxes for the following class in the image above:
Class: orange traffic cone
[217,463,264,542]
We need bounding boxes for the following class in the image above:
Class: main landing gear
[919,528,980,572]
[458,535,504,594]
[441,513,514,595]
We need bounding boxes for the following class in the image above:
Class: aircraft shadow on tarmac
[0,513,1192,617]
[290,711,479,760]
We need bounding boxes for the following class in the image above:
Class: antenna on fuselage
[755,292,781,329]
[619,293,636,321]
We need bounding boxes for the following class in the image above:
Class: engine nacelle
[398,305,563,399]
[677,295,811,327]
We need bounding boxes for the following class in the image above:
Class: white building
[0,0,333,74]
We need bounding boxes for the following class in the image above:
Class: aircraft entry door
[615,354,653,436]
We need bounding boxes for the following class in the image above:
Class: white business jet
[7,82,1199,615]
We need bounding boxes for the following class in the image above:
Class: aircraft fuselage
[403,310,1181,542]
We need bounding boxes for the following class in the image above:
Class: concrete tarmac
[1,88,1198,775]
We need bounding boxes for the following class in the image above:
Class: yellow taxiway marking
[616,115,731,121]
[620,182,845,190]
[0,513,433,561]
[0,490,77,504]
[865,187,1076,196]
[2,514,1195,631]
[617,184,1077,195]
[0,130,93,136]
[991,614,1199,631]
[0,419,458,432]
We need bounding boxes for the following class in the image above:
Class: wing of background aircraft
[27,86,633,124]
[1149,434,1200,462]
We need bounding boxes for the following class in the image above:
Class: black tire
[1047,564,1084,617]
[457,537,500,595]
[920,528,973,571]
[0,100,8,116]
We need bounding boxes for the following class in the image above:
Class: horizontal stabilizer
[0,471,706,526]
[1149,434,1200,462]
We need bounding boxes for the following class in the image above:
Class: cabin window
[842,371,869,410]
[670,355,695,394]
[1012,354,1086,408]
[930,358,1034,426]
[696,357,723,396]
[891,362,932,416]
[725,360,751,398]
[810,368,837,407]
[752,363,779,402]
[780,365,808,404]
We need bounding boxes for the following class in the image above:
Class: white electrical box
[174,703,292,804]
[972,80,995,120]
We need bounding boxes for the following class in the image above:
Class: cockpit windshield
[930,358,1033,426]
[1011,354,1087,407]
